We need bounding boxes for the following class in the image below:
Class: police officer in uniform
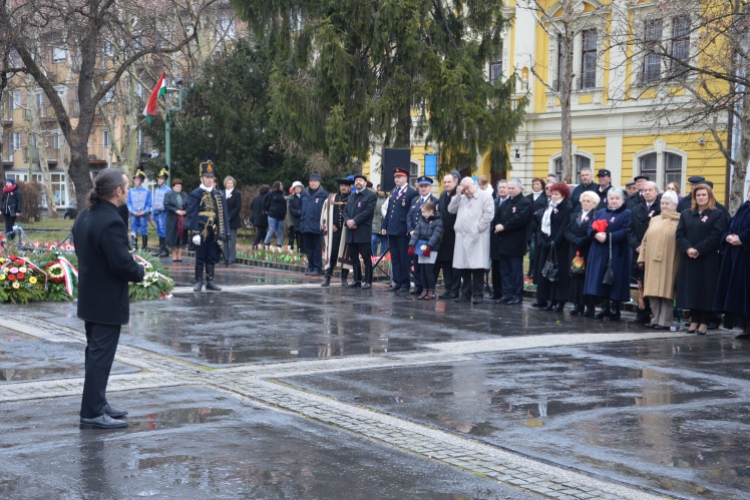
[187,159,229,292]
[406,176,438,295]
[344,174,377,288]
[383,168,418,292]
[126,168,151,250]
[151,168,172,258]
[321,177,354,287]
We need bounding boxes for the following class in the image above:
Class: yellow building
[367,0,728,200]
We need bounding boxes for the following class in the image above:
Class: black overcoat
[675,208,727,311]
[534,199,573,301]
[526,191,547,243]
[626,196,661,273]
[288,194,303,227]
[251,194,268,228]
[564,209,594,264]
[344,187,377,244]
[1,185,22,215]
[583,205,632,301]
[264,191,288,221]
[73,200,145,325]
[714,201,750,320]
[491,193,532,258]
[226,190,242,229]
[164,190,188,246]
[437,189,458,263]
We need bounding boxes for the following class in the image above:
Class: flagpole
[164,80,183,188]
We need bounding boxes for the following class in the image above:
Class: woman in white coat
[448,177,495,304]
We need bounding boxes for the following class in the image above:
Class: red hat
[394,168,409,177]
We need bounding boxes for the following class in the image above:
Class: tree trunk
[69,137,93,211]
[0,89,5,186]
[26,77,59,218]
[394,102,412,149]
[559,1,574,184]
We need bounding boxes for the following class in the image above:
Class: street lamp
[164,80,183,188]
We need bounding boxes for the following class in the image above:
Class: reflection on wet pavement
[0,386,533,499]
[0,329,135,383]
[285,335,750,499]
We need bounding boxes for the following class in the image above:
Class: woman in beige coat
[637,190,681,330]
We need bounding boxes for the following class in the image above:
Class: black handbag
[602,237,615,285]
[541,244,559,282]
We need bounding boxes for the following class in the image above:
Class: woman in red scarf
[2,178,22,241]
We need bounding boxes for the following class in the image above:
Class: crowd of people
[286,166,749,339]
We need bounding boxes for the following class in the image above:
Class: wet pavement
[285,335,750,499]
[0,328,135,383]
[0,386,532,499]
[3,258,747,499]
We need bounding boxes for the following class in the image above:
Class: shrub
[17,181,43,223]
[240,185,260,229]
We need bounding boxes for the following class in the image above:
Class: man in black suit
[73,168,145,429]
[627,181,661,324]
[344,174,378,288]
[492,179,533,304]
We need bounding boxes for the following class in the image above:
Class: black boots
[193,265,204,292]
[205,265,221,291]
[595,301,610,319]
[194,265,221,291]
[569,304,582,315]
[321,270,331,287]
[583,304,595,317]
[142,236,148,252]
[341,269,349,287]
[152,237,169,257]
[608,301,622,321]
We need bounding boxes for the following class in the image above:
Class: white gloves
[192,234,202,246]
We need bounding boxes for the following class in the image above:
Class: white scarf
[225,187,234,197]
[200,183,214,193]
[542,199,562,236]
[532,191,542,201]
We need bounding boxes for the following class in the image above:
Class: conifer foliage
[232,0,528,174]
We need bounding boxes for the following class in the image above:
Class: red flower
[591,219,609,233]
[9,255,17,261]
[17,273,24,280]
[7,274,15,281]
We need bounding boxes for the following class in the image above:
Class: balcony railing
[24,147,60,163]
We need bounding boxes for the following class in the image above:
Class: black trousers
[325,234,348,278]
[411,255,422,291]
[195,228,221,265]
[435,260,460,295]
[490,259,502,297]
[460,269,485,298]
[303,233,323,273]
[288,225,296,249]
[253,227,268,246]
[500,255,524,301]
[4,214,16,240]
[349,242,372,283]
[294,230,305,254]
[421,263,436,290]
[389,235,410,290]
[80,322,121,418]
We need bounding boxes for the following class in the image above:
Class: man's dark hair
[259,184,270,195]
[87,168,127,210]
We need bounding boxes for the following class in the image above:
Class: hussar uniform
[187,159,229,291]
[151,167,172,258]
[126,168,152,250]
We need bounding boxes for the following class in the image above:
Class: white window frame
[11,132,21,151]
[549,148,596,181]
[36,91,44,117]
[53,47,67,64]
[633,142,687,193]
[11,91,21,110]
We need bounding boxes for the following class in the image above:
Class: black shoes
[102,404,128,418]
[569,304,582,315]
[505,299,522,305]
[487,294,502,301]
[79,414,127,430]
[583,306,595,317]
[553,302,565,313]
[346,281,362,288]
[388,285,400,292]
[455,296,471,303]
[410,289,422,295]
[321,274,331,287]
[439,292,458,299]
[531,301,547,308]
[472,297,484,304]
[362,283,372,290]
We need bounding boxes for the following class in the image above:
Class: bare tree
[615,0,750,212]
[1,0,217,209]
[520,0,607,184]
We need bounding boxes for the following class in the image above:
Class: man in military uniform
[151,168,172,258]
[126,168,151,250]
[406,176,438,295]
[321,177,354,287]
[344,174,377,289]
[187,159,229,292]
[382,168,418,292]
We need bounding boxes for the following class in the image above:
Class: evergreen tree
[145,38,307,190]
[232,0,528,174]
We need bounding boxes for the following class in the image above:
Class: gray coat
[448,188,494,270]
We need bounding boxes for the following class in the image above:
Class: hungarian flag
[143,73,167,123]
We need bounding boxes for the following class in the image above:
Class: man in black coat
[73,168,145,429]
[492,179,532,304]
[595,169,613,210]
[224,176,242,265]
[570,168,597,211]
[344,174,377,288]
[627,181,661,323]
[382,167,418,292]
[435,171,461,299]
[625,174,650,210]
